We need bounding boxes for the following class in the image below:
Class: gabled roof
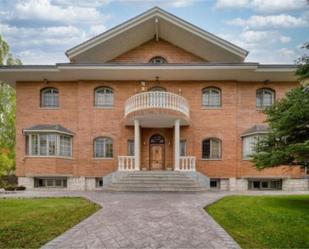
[66,7,248,63]
[23,124,74,135]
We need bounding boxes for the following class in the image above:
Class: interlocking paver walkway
[2,190,307,249]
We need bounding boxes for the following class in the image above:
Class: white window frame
[149,56,167,64]
[94,137,113,158]
[127,139,135,156]
[26,133,72,158]
[202,138,222,160]
[256,88,275,109]
[94,87,114,107]
[41,88,59,108]
[180,139,186,156]
[242,134,266,160]
[202,87,221,108]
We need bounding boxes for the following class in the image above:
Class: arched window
[94,137,113,158]
[202,87,221,107]
[94,87,114,107]
[256,88,275,108]
[41,87,59,107]
[148,86,166,92]
[149,56,167,64]
[202,138,221,159]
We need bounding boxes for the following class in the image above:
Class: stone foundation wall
[283,179,309,191]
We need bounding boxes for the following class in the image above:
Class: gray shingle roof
[23,124,74,135]
[241,124,269,137]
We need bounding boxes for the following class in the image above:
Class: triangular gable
[66,7,248,63]
[109,39,206,63]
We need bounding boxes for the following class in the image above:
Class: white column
[174,119,180,171]
[134,119,140,170]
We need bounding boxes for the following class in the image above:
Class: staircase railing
[118,156,136,171]
[179,156,196,171]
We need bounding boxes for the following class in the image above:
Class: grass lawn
[0,197,100,248]
[206,195,309,249]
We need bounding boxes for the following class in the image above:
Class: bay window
[26,133,72,157]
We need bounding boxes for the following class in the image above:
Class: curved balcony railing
[124,91,190,118]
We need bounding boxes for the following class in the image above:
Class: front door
[149,134,165,170]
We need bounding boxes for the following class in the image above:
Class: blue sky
[0,0,308,64]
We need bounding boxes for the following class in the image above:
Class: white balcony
[124,91,190,127]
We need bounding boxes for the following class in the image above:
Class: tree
[252,43,309,170]
[0,35,21,176]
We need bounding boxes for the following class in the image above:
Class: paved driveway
[3,190,307,249]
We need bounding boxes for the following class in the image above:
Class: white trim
[241,131,269,137]
[23,129,74,136]
[65,7,248,59]
[24,155,73,160]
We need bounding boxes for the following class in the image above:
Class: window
[202,87,221,107]
[210,179,220,189]
[26,133,72,157]
[95,178,103,188]
[248,179,282,190]
[148,86,166,92]
[94,137,113,158]
[242,134,266,159]
[34,177,67,188]
[149,56,167,64]
[94,87,114,107]
[256,88,275,108]
[128,140,135,156]
[180,140,186,156]
[202,138,221,159]
[41,87,59,107]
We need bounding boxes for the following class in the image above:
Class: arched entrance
[149,134,165,170]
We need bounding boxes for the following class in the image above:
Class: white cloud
[117,0,197,8]
[215,0,249,9]
[215,0,308,13]
[1,0,110,25]
[52,0,112,7]
[217,30,298,63]
[17,49,68,64]
[227,14,308,29]
[246,47,299,63]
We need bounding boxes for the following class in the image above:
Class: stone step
[102,171,209,192]
[118,179,196,184]
[105,186,207,192]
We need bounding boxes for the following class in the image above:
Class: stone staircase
[103,171,209,192]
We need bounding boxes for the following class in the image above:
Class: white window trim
[242,133,267,160]
[26,132,73,158]
[202,138,222,160]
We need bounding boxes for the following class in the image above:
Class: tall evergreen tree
[252,43,309,171]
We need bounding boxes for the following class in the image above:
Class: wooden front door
[149,134,165,170]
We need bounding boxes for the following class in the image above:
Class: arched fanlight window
[94,137,113,158]
[256,88,275,108]
[202,87,221,107]
[41,87,59,107]
[94,87,114,107]
[149,56,167,64]
[202,138,221,159]
[148,86,166,92]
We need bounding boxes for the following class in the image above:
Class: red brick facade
[15,39,305,190]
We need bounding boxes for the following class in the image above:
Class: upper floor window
[41,87,59,108]
[94,87,114,107]
[202,87,221,108]
[149,56,167,64]
[202,138,221,159]
[256,88,275,109]
[94,137,113,158]
[148,86,166,92]
[26,133,72,157]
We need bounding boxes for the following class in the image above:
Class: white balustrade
[125,91,189,117]
[179,156,196,171]
[118,156,136,171]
